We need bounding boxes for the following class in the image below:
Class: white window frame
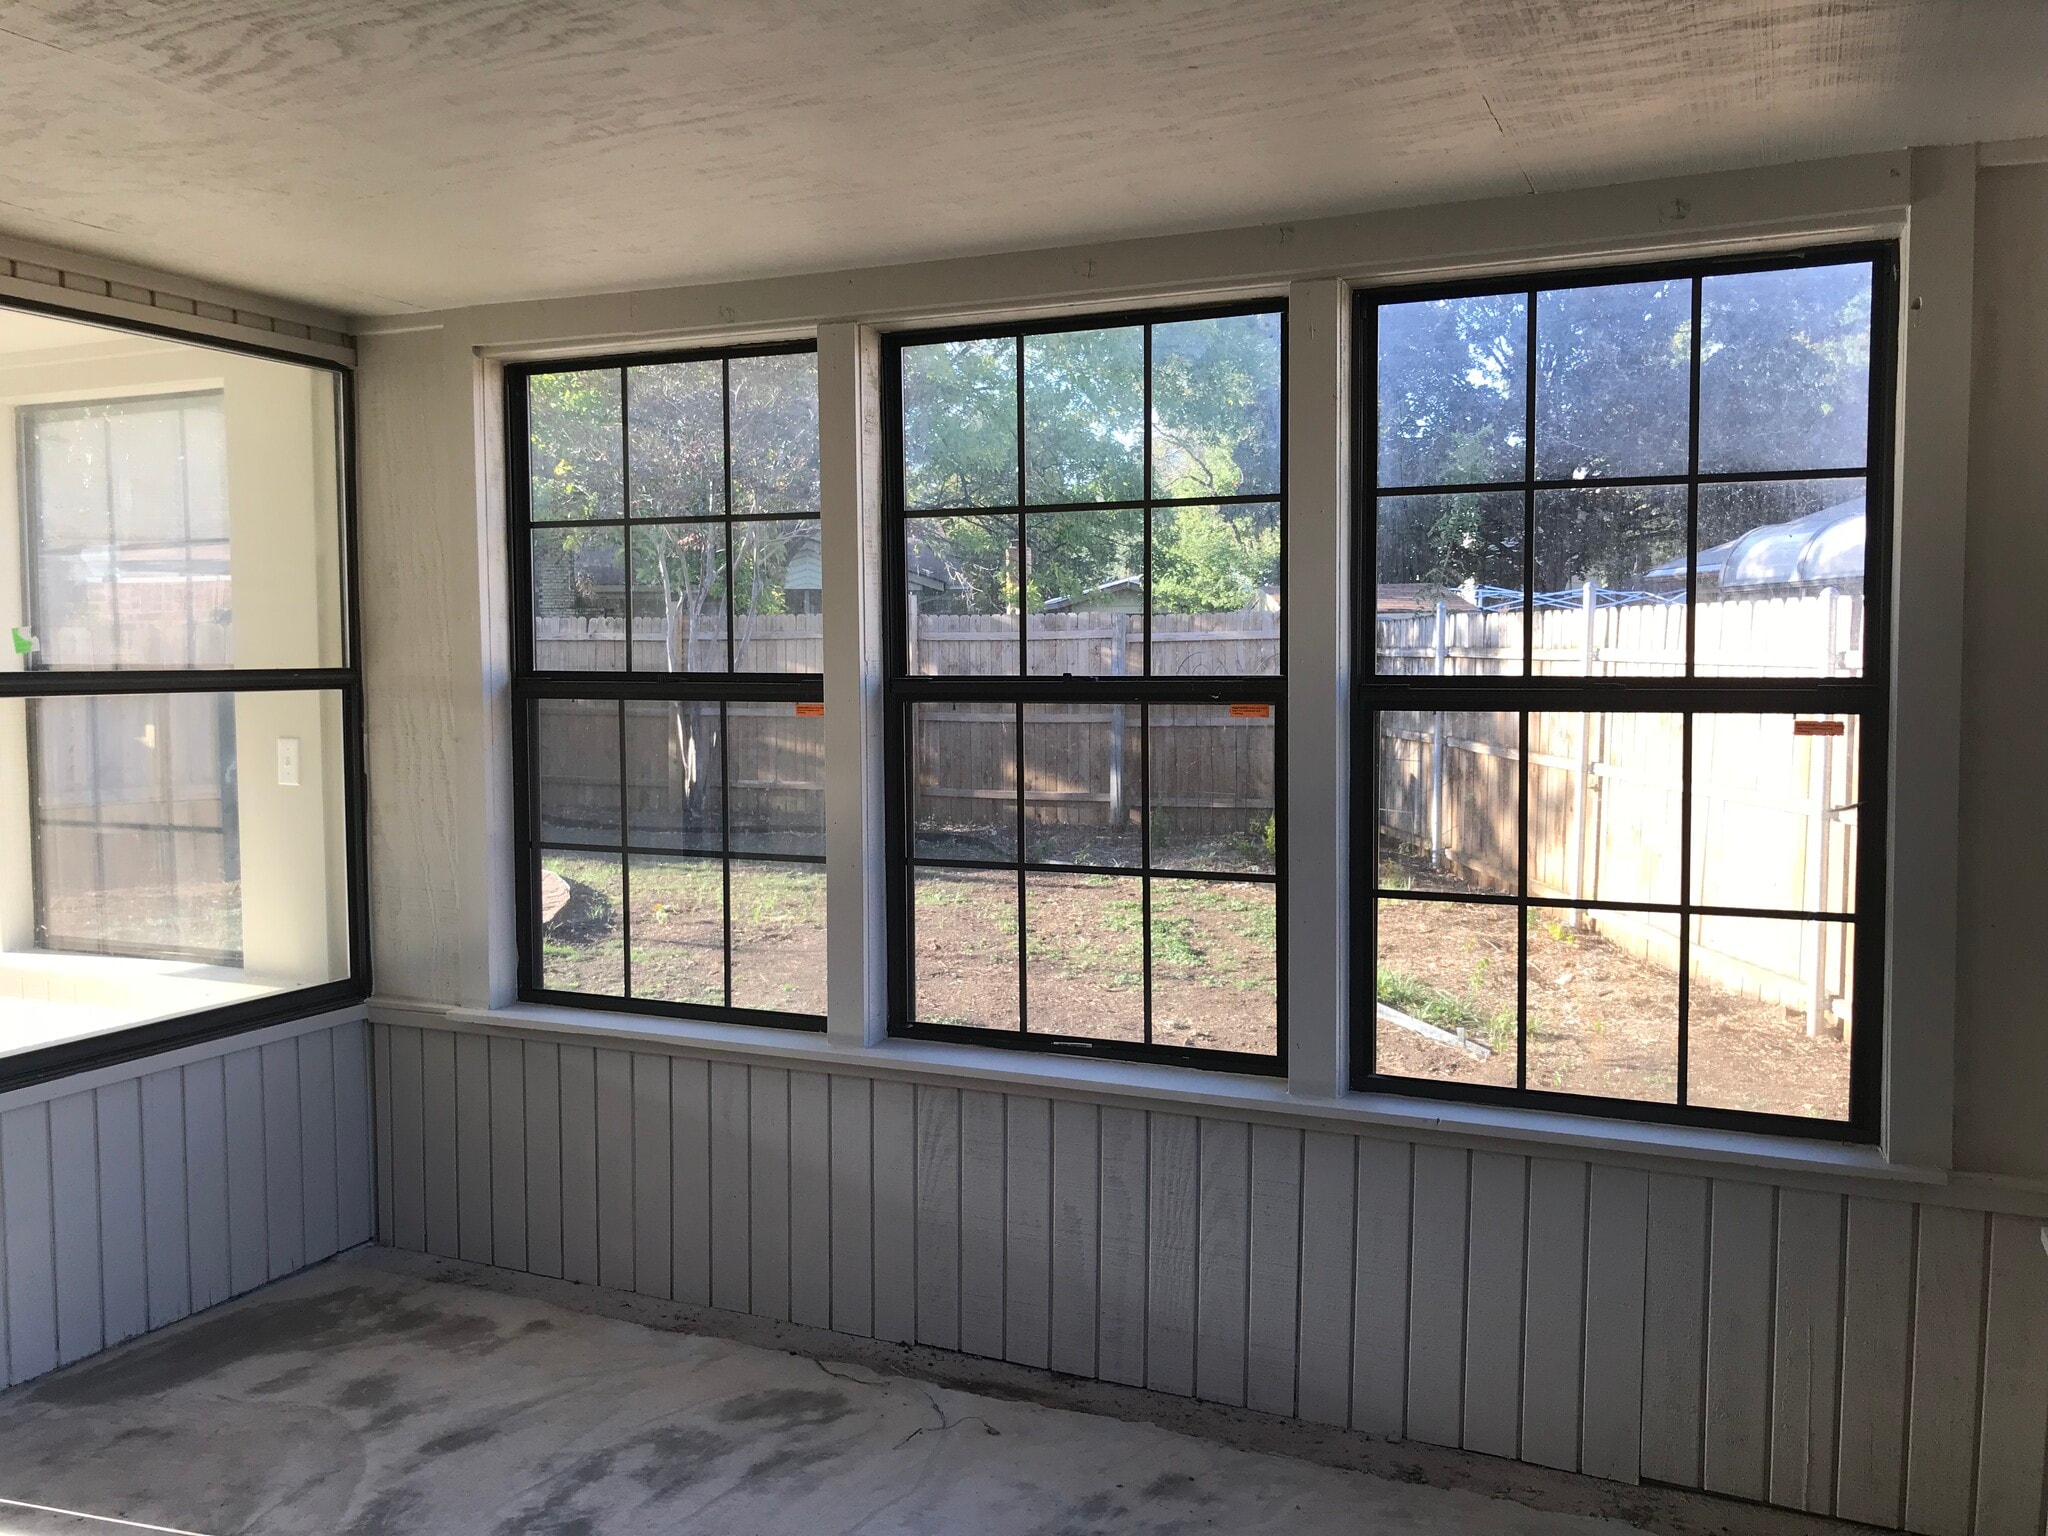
[442,147,1968,1179]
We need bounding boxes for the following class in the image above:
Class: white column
[1884,145,1975,1168]
[818,322,887,1045]
[1284,279,1350,1099]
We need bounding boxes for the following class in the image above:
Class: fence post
[1805,586,1840,1036]
[1571,581,1596,923]
[1108,610,1127,824]
[1429,599,1446,870]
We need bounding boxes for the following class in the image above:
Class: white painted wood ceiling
[0,1,2042,318]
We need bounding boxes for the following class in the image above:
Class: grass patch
[1377,966,1516,1050]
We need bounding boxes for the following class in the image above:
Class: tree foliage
[903,314,1284,619]
[1375,262,1873,594]
[527,353,821,669]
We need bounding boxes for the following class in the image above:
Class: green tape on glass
[11,627,36,655]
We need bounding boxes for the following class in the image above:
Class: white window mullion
[1283,278,1352,1099]
[818,322,888,1045]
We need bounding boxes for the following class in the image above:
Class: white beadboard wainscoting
[0,1011,375,1389]
[370,1018,2047,1536]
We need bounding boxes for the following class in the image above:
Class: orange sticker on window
[795,702,825,717]
[1792,719,1844,736]
[1227,703,1272,719]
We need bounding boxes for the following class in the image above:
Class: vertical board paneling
[1641,1173,1710,1486]
[320,1023,2048,1536]
[558,1045,600,1285]
[454,1032,492,1264]
[222,1049,269,1295]
[385,1026,425,1252]
[49,1091,101,1365]
[958,1090,1006,1360]
[1246,1122,1302,1417]
[1353,1137,1412,1439]
[94,1080,147,1348]
[1145,1113,1199,1398]
[1580,1164,1648,1484]
[1462,1150,1526,1458]
[1096,1106,1148,1387]
[1,1103,58,1383]
[788,1071,832,1328]
[1521,1159,1588,1473]
[1296,1131,1356,1428]
[1704,1180,1776,1502]
[670,1058,712,1307]
[870,1079,917,1344]
[334,1022,374,1248]
[1769,1188,1844,1513]
[1903,1205,1987,1536]
[1973,1213,2048,1536]
[914,1084,961,1349]
[1049,1097,1099,1378]
[184,1059,232,1308]
[708,1061,751,1310]
[1835,1197,1915,1527]
[829,1075,874,1338]
[419,1029,458,1257]
[260,1041,306,1278]
[1003,1095,1051,1369]
[488,1035,527,1271]
[748,1067,792,1321]
[522,1041,563,1279]
[1406,1143,1469,1448]
[632,1053,674,1302]
[298,1029,340,1264]
[372,1022,394,1244]
[1195,1117,1250,1408]
[594,1049,635,1291]
[139,1069,190,1330]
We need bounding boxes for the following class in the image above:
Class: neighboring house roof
[1375,583,1480,615]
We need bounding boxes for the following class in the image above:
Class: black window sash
[1349,244,1897,1141]
[506,341,827,1032]
[881,301,1290,1074]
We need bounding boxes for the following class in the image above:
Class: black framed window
[0,302,367,1092]
[508,344,826,1027]
[883,303,1286,1072]
[1355,246,1894,1138]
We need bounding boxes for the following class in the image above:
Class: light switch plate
[277,736,301,787]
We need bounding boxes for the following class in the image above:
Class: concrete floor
[0,1256,1669,1536]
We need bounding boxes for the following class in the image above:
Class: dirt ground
[1373,898,1851,1121]
[540,853,826,1015]
[41,881,242,959]
[538,847,1842,1118]
[910,867,1280,1057]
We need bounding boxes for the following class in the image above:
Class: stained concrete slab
[0,1255,1647,1536]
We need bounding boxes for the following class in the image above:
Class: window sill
[377,995,1968,1198]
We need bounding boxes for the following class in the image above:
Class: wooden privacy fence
[536,698,824,847]
[1374,585,1864,677]
[1374,585,1863,1036]
[535,611,1278,848]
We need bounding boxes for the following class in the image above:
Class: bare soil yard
[911,868,1280,1057]
[1373,898,1850,1121]
[540,854,825,1015]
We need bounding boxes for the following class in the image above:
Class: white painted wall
[345,147,2048,1533]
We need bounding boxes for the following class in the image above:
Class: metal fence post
[1429,599,1446,870]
